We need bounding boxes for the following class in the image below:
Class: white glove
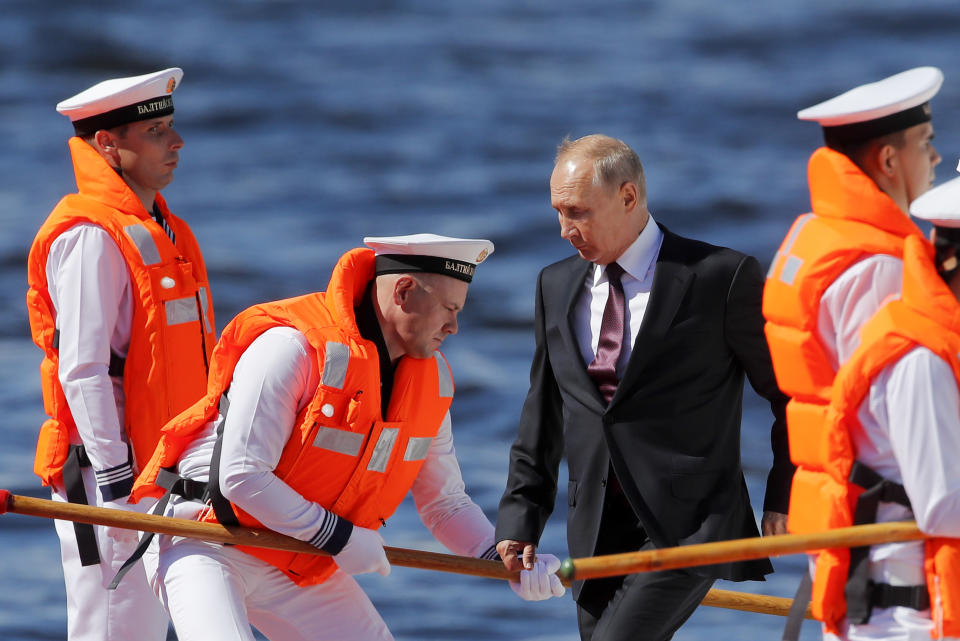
[333,526,391,577]
[101,498,140,546]
[509,553,566,601]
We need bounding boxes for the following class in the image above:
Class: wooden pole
[560,521,924,582]
[702,589,810,619]
[0,491,813,619]
[0,491,510,580]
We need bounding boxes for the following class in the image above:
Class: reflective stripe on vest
[199,287,213,334]
[768,213,813,279]
[322,341,349,389]
[313,426,364,456]
[780,256,804,286]
[435,352,453,398]
[123,223,161,265]
[404,436,432,461]
[367,428,398,473]
[166,297,200,326]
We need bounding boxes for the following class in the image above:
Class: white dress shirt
[46,223,134,474]
[574,214,664,372]
[177,326,495,556]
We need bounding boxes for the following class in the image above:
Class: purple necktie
[587,262,626,403]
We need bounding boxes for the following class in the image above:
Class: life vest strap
[116,391,241,592]
[155,467,209,502]
[849,461,911,508]
[868,581,930,611]
[846,461,916,623]
[62,444,100,567]
[109,467,211,590]
[207,393,240,527]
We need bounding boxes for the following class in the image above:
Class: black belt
[62,444,100,566]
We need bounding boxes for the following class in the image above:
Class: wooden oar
[0,490,812,618]
[560,521,924,582]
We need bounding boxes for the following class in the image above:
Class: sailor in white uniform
[31,69,196,641]
[142,235,565,641]
[797,67,943,370]
[826,165,960,641]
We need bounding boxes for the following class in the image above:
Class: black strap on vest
[52,328,125,377]
[207,393,240,527]
[109,467,210,589]
[111,394,239,588]
[62,444,100,566]
[782,461,928,640]
[845,461,927,623]
[871,582,931,611]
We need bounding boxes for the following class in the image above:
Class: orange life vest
[133,248,454,586]
[762,147,926,534]
[792,236,960,636]
[26,137,216,487]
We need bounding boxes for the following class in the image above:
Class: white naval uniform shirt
[177,326,495,557]
[574,214,664,370]
[818,254,904,370]
[46,223,134,478]
[828,347,960,641]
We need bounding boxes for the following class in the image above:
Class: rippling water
[2,2,959,639]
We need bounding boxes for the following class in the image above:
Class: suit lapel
[556,259,608,411]
[611,229,693,407]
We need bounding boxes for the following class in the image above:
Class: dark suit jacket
[495,225,791,598]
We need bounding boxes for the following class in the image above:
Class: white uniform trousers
[150,534,393,641]
[823,608,959,641]
[52,466,169,641]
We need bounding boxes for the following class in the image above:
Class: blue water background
[2,1,959,639]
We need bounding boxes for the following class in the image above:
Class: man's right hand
[761,510,788,536]
[496,539,538,571]
[333,526,391,577]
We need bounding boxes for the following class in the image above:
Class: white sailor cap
[798,67,942,145]
[57,68,183,137]
[910,161,960,232]
[363,233,494,283]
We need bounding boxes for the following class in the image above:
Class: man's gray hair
[555,134,646,204]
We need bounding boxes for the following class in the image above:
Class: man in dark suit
[495,134,792,641]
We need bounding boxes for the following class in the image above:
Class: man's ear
[93,130,121,167]
[393,275,417,307]
[620,181,638,212]
[876,142,899,178]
